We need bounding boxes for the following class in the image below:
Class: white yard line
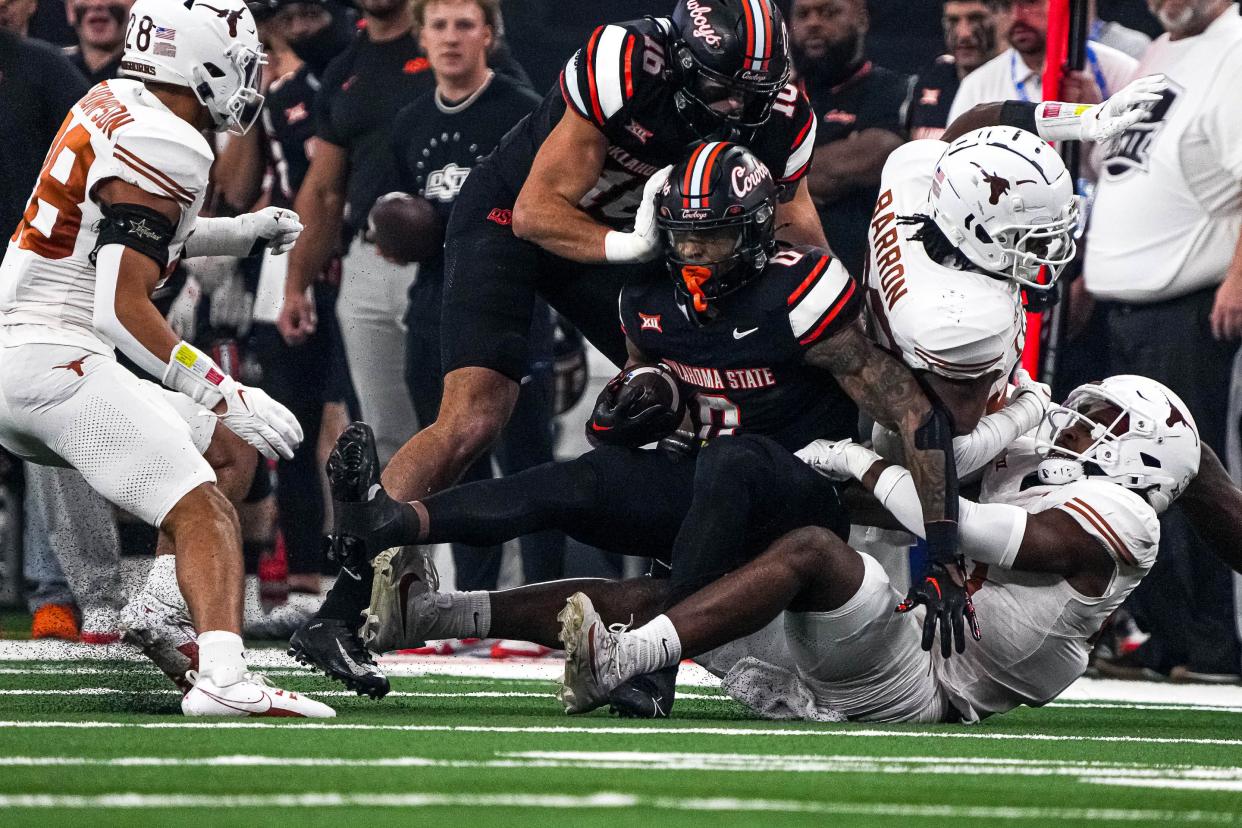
[0,751,1238,781]
[0,791,1234,820]
[3,640,1240,708]
[1,719,1241,746]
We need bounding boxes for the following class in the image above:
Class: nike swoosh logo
[335,640,372,677]
[661,639,671,662]
[472,611,481,638]
[199,686,270,712]
[733,327,758,339]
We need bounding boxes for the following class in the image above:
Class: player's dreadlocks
[897,213,975,271]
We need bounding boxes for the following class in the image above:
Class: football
[367,191,444,264]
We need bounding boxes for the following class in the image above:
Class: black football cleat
[288,617,390,699]
[327,421,418,570]
[608,664,678,718]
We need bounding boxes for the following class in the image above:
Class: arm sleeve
[788,254,861,348]
[91,244,178,381]
[560,24,643,127]
[953,392,1044,476]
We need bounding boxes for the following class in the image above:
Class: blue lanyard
[1010,46,1109,102]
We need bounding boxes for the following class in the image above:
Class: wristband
[1034,100,1095,143]
[998,100,1038,134]
[604,230,647,264]
[162,340,231,409]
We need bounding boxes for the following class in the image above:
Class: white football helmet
[1036,375,1200,513]
[120,0,265,134]
[929,127,1080,291]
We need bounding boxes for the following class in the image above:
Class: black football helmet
[656,142,778,312]
[667,0,792,140]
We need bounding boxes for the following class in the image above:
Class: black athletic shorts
[441,159,659,382]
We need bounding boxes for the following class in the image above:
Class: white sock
[621,614,682,678]
[197,630,246,686]
[424,591,491,639]
[144,555,186,611]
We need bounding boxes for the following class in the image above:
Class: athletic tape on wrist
[162,340,230,408]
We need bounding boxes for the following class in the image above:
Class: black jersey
[800,60,911,279]
[263,65,321,208]
[63,47,122,87]
[907,55,962,141]
[393,72,542,322]
[317,30,435,235]
[485,17,818,230]
[621,246,862,451]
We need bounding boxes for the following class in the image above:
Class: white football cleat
[557,592,627,714]
[361,545,439,654]
[182,670,336,718]
[121,595,199,693]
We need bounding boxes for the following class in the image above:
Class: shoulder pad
[1053,479,1160,570]
[783,252,858,347]
[106,122,211,208]
[560,22,651,128]
[777,88,817,186]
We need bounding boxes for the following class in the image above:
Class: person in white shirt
[948,0,1138,121]
[1084,0,1242,681]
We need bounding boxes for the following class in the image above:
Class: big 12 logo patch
[1102,81,1181,180]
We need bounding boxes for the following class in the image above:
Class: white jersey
[0,79,211,354]
[1085,9,1242,303]
[866,140,1025,387]
[937,440,1162,722]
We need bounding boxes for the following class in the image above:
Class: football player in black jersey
[294,0,875,698]
[330,142,967,715]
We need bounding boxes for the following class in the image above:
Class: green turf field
[0,642,1240,827]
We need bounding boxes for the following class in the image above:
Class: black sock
[315,565,375,623]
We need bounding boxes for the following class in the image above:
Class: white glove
[795,438,880,482]
[218,380,303,461]
[603,165,672,263]
[1008,367,1052,427]
[245,207,303,255]
[209,270,254,338]
[1036,74,1167,143]
[166,276,200,342]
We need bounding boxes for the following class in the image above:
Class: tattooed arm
[805,321,978,656]
[804,321,953,527]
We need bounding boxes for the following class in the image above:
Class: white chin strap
[1037,458,1085,486]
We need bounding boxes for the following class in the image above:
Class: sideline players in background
[789,0,912,277]
[907,0,1008,140]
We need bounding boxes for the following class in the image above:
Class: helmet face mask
[1035,376,1201,512]
[657,142,778,312]
[928,127,1079,292]
[194,40,267,135]
[669,0,791,139]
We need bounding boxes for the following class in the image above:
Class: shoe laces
[600,615,634,682]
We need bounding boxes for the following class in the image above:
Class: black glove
[587,365,683,448]
[896,556,981,657]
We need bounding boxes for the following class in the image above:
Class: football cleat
[360,546,439,654]
[327,422,417,571]
[32,603,79,641]
[121,595,198,693]
[608,664,678,718]
[288,617,390,699]
[80,607,122,645]
[182,670,335,718]
[557,592,627,714]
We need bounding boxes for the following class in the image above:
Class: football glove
[588,364,684,448]
[219,381,304,460]
[897,556,981,657]
[604,166,672,263]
